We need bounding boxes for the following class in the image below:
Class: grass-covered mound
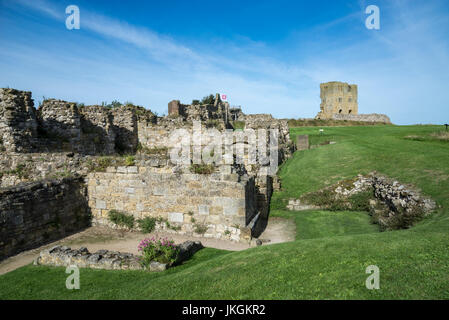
[1,125,449,299]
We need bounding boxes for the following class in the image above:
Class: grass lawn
[1,125,449,299]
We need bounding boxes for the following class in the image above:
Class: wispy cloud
[1,0,449,124]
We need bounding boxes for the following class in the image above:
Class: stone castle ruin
[0,82,391,260]
[0,88,294,260]
[316,81,358,119]
[316,81,391,123]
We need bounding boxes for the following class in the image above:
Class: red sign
[221,94,227,101]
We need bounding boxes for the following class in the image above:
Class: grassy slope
[1,125,449,299]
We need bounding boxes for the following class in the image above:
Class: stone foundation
[0,177,91,260]
[287,173,436,230]
[87,166,257,242]
[34,241,203,271]
[331,113,391,123]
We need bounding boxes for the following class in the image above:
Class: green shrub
[138,237,179,266]
[201,94,215,105]
[87,157,113,172]
[139,146,168,155]
[190,164,215,174]
[232,121,245,130]
[300,189,346,211]
[205,119,220,128]
[300,183,374,212]
[137,217,156,233]
[193,222,208,235]
[165,221,181,231]
[108,210,135,229]
[124,155,135,166]
[371,204,426,231]
[348,189,373,211]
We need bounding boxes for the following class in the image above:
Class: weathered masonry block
[87,167,257,242]
[296,135,309,151]
[0,177,91,260]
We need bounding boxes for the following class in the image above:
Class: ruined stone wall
[78,105,116,154]
[331,113,391,123]
[111,106,139,153]
[87,166,256,242]
[137,116,187,150]
[316,81,358,119]
[0,177,90,260]
[0,88,38,153]
[38,99,82,151]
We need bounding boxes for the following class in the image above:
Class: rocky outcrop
[34,241,204,271]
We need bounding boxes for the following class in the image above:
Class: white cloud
[2,0,449,124]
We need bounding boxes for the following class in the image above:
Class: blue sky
[1,0,449,124]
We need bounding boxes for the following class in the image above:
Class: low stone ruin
[33,241,204,272]
[287,173,437,230]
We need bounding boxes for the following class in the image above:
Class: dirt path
[0,218,295,275]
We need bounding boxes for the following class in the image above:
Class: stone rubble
[287,173,437,229]
[33,241,204,271]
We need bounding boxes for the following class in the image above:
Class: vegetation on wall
[189,164,216,174]
[107,210,135,229]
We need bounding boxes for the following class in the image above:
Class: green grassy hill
[1,125,448,299]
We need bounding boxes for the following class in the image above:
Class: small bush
[300,184,374,212]
[300,189,346,211]
[138,237,179,266]
[193,222,208,235]
[372,204,425,231]
[348,189,373,211]
[139,146,168,155]
[108,210,135,229]
[205,119,220,128]
[201,94,215,105]
[165,221,181,231]
[124,155,135,166]
[190,164,215,174]
[88,157,113,172]
[137,217,156,233]
[232,121,245,130]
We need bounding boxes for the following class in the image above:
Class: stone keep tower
[316,81,358,119]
